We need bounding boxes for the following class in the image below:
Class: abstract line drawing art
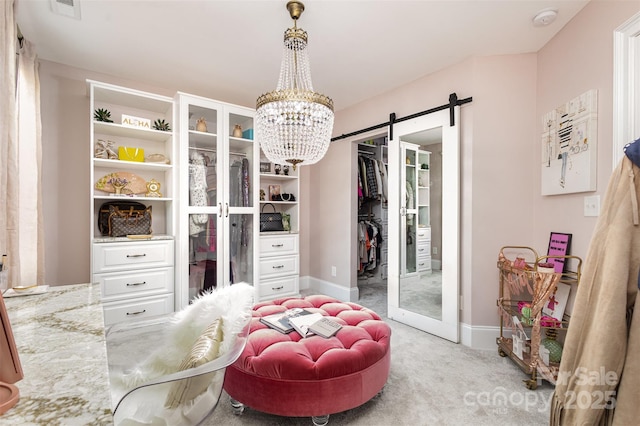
[541,89,597,195]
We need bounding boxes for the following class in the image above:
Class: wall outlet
[331,266,337,277]
[433,246,438,255]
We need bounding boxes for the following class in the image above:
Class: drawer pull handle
[272,265,285,269]
[272,286,284,291]
[126,309,146,316]
[418,248,425,252]
[272,244,284,248]
[126,281,147,287]
[419,263,425,266]
[127,254,147,258]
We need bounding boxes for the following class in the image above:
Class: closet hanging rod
[189,146,246,157]
[358,150,376,156]
[358,213,375,218]
[189,146,216,153]
[331,92,472,142]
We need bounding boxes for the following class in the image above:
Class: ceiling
[16,0,590,112]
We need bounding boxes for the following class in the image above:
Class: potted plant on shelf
[94,108,114,123]
[153,119,171,132]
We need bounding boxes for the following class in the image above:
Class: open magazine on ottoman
[260,308,315,334]
[289,311,342,338]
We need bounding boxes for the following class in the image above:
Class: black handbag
[260,203,284,232]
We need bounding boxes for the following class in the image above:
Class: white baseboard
[300,276,359,302]
[460,323,502,350]
[300,277,502,350]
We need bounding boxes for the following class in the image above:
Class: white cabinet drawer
[417,241,431,257]
[258,275,299,300]
[417,256,432,272]
[417,227,431,241]
[260,234,299,257]
[103,294,174,325]
[95,267,173,301]
[259,255,299,279]
[93,240,174,273]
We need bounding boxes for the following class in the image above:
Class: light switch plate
[584,195,600,217]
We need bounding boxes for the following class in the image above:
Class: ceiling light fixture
[532,8,558,27]
[256,1,334,170]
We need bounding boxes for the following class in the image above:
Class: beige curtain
[16,38,44,286]
[1,1,18,286]
[1,0,45,288]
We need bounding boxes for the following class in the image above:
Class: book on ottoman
[260,308,314,334]
[309,317,342,338]
[289,313,343,338]
[288,312,324,338]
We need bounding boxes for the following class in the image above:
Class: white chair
[106,283,253,426]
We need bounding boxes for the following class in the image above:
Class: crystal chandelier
[256,1,334,170]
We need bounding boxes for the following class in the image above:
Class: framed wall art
[541,89,598,195]
[260,162,271,173]
[268,185,281,201]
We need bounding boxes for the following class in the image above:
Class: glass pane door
[401,143,418,276]
[188,213,218,300]
[224,107,258,288]
[228,213,254,284]
[405,213,417,274]
[226,112,255,209]
[188,105,219,207]
[185,100,222,303]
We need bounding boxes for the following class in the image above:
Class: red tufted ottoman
[223,295,391,425]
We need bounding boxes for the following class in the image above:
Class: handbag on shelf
[260,203,284,232]
[118,146,145,162]
[98,201,148,236]
[271,193,296,202]
[108,205,153,237]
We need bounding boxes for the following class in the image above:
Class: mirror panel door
[388,108,460,342]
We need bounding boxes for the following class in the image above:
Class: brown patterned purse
[108,205,152,237]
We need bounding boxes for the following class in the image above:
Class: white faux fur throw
[110,283,254,424]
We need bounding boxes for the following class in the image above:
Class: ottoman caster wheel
[230,398,245,415]
[312,415,329,426]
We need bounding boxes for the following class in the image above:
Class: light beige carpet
[203,283,554,425]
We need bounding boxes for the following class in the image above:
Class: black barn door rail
[330,93,472,142]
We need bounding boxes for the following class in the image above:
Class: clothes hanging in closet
[188,151,251,293]
[358,220,383,273]
[358,155,387,207]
